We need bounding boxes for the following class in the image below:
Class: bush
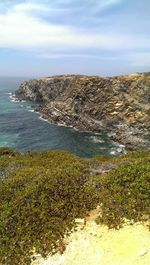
[93,151,150,228]
[0,150,150,264]
[0,150,97,265]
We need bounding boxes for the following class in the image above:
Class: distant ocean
[0,77,125,158]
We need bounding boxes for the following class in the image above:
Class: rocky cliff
[15,73,150,150]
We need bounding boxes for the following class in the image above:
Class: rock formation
[15,73,150,150]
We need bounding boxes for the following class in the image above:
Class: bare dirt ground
[32,208,150,265]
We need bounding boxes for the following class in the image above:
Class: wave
[89,136,104,144]
[10,98,20,103]
[9,93,19,102]
[110,143,126,155]
[38,116,49,122]
[9,93,26,103]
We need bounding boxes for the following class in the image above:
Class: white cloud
[0,1,149,56]
[53,0,122,12]
[37,53,101,59]
[13,2,66,14]
[0,5,72,48]
[13,2,48,12]
[92,0,122,12]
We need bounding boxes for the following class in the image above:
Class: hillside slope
[0,148,150,264]
[15,73,150,150]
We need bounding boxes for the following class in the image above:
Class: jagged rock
[15,73,150,150]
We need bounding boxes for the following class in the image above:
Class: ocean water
[0,77,125,158]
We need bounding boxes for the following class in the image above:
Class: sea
[0,77,125,158]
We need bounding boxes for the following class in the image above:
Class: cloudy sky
[0,0,150,77]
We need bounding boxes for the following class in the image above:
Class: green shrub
[0,150,96,265]
[0,149,149,264]
[93,151,150,228]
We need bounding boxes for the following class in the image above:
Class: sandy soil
[32,216,150,265]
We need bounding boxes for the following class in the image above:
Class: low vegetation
[0,147,149,264]
[90,151,150,227]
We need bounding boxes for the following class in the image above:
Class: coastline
[35,106,146,152]
[15,73,150,152]
[9,92,126,156]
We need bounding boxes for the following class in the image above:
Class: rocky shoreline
[15,73,150,151]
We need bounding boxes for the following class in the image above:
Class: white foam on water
[110,143,126,155]
[57,123,68,127]
[110,150,117,155]
[39,116,49,122]
[99,147,107,150]
[10,98,20,102]
[94,132,103,136]
[9,93,20,102]
[116,147,123,153]
[58,123,74,129]
[89,136,104,144]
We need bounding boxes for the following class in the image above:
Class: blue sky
[0,0,150,77]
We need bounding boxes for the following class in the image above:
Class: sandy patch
[32,219,150,265]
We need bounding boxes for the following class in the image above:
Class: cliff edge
[15,73,150,150]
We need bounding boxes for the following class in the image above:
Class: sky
[0,0,150,77]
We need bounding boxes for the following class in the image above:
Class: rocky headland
[15,73,150,150]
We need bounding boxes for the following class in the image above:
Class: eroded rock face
[15,73,150,150]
